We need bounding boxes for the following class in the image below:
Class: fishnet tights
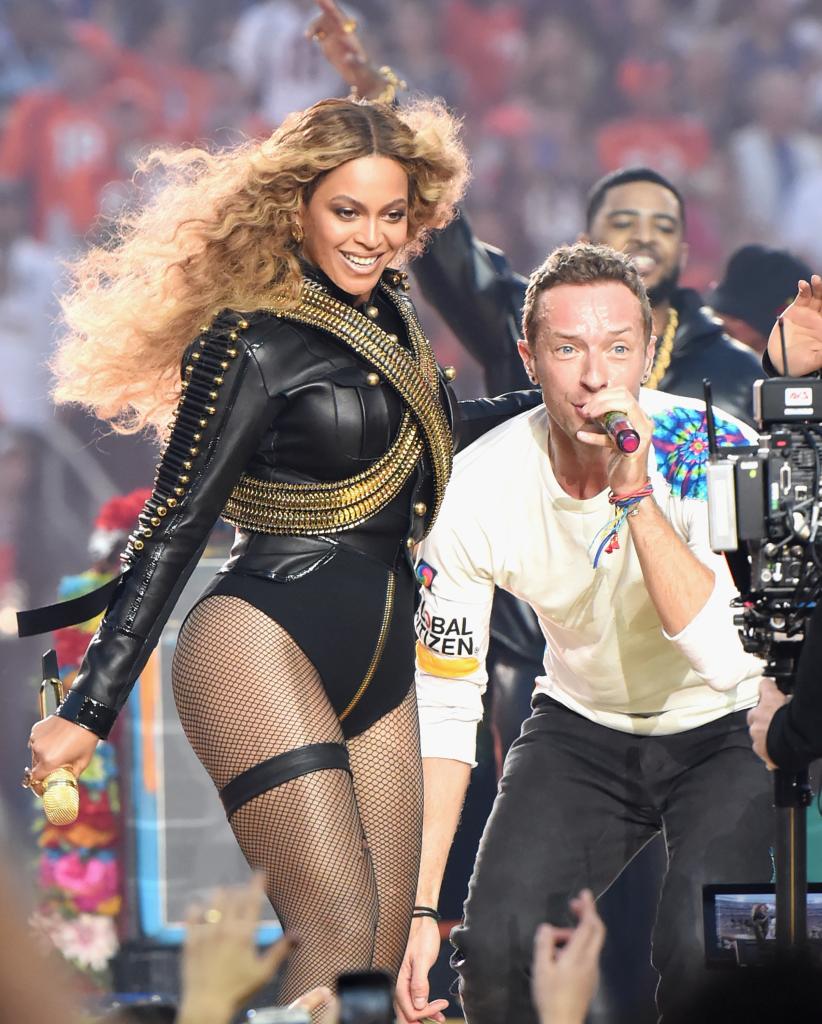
[172,594,423,1005]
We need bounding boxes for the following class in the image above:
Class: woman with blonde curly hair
[25,95,468,1008]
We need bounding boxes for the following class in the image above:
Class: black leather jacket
[50,264,539,739]
[414,211,764,426]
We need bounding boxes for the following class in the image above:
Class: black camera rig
[705,370,822,952]
[706,375,822,686]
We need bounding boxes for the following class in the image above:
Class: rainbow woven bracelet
[588,480,654,568]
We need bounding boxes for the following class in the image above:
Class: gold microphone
[26,651,80,826]
[42,767,79,825]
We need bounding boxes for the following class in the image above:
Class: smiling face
[299,155,409,304]
[519,281,654,449]
[587,180,686,304]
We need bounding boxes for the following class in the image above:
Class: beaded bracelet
[412,905,441,922]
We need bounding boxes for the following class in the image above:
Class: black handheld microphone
[600,411,640,453]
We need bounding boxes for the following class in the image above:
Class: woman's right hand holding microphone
[26,715,99,801]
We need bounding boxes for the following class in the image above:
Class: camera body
[706,376,822,680]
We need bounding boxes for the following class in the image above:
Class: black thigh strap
[219,742,351,819]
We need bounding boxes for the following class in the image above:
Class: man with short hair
[396,243,772,1024]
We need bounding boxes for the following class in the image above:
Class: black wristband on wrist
[56,690,117,740]
[412,905,441,921]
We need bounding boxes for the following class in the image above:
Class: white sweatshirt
[415,389,763,765]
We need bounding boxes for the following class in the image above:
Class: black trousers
[451,695,774,1023]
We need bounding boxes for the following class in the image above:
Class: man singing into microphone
[398,243,772,1024]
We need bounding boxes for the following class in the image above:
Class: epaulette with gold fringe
[122,311,249,564]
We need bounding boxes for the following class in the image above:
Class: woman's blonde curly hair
[53,96,469,439]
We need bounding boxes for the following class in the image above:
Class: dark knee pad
[219,742,351,819]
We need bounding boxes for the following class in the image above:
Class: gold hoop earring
[291,222,304,244]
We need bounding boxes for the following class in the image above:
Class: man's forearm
[628,497,714,636]
[416,757,472,906]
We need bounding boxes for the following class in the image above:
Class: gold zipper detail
[339,569,396,721]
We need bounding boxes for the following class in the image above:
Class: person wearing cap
[706,244,813,356]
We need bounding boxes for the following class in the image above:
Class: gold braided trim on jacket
[223,410,423,534]
[222,279,453,537]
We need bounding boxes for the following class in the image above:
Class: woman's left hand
[306,0,385,97]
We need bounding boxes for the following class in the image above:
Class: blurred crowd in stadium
[0,0,821,438]
[1,0,822,268]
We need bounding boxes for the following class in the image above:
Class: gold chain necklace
[644,307,679,390]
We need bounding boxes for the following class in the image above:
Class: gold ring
[342,18,357,33]
[203,908,222,924]
[22,769,44,797]
[313,27,327,41]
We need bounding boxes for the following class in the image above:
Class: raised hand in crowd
[176,874,296,1024]
[531,890,606,1024]
[766,273,822,376]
